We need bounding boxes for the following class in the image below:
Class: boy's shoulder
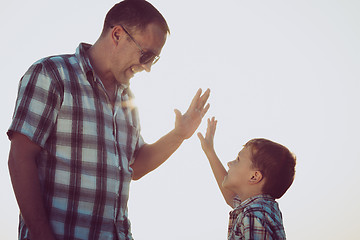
[228,194,286,239]
[242,194,281,216]
[231,194,282,220]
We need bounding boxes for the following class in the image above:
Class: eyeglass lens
[140,52,159,65]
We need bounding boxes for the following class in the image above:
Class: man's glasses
[112,24,160,65]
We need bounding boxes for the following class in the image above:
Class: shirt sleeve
[129,132,145,165]
[7,61,63,148]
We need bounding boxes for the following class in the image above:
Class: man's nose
[141,62,152,72]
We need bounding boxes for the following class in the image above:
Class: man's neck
[87,41,120,106]
[88,41,118,88]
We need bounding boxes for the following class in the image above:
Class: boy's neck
[238,189,264,202]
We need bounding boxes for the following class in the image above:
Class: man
[7,1,210,239]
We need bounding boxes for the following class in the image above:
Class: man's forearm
[131,129,184,180]
[9,154,55,240]
[8,134,56,240]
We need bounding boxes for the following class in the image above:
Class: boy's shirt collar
[233,194,275,210]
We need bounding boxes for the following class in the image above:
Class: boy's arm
[198,117,237,208]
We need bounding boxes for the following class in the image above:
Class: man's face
[112,23,167,85]
[222,147,255,193]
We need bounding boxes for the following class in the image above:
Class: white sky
[1,0,359,239]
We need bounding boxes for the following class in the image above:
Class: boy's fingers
[197,132,204,141]
[213,120,217,130]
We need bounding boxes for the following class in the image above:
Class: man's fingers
[189,88,202,111]
[174,109,182,121]
[197,88,210,110]
[187,88,211,113]
[201,103,210,117]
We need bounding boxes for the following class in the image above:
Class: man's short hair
[245,138,296,199]
[103,0,170,35]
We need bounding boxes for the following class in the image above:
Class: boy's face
[222,146,256,193]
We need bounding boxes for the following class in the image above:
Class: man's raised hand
[173,88,210,140]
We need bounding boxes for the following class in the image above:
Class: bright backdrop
[1,0,359,239]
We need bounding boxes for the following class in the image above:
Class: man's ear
[111,26,124,44]
[249,171,263,184]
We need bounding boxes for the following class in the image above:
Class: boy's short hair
[245,138,296,199]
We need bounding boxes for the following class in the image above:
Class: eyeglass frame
[111,24,160,65]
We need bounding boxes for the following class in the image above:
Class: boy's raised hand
[198,118,237,207]
[197,117,217,153]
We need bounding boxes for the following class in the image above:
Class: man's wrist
[29,227,56,240]
[171,128,186,142]
[27,218,55,240]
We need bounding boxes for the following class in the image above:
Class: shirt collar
[75,43,131,94]
[236,194,274,211]
[75,43,93,76]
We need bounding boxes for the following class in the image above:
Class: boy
[198,117,296,240]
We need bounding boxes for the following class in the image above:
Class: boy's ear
[249,171,263,184]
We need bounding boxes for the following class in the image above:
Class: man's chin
[117,75,132,86]
[125,70,135,82]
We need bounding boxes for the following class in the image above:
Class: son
[198,117,296,239]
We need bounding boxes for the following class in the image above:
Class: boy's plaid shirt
[8,43,144,240]
[228,194,286,240]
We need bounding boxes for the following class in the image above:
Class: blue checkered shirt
[228,194,286,240]
[8,43,144,240]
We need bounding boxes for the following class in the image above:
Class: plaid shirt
[8,43,144,240]
[228,195,286,240]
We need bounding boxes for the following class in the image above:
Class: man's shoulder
[33,53,77,69]
[25,52,88,83]
[26,43,92,78]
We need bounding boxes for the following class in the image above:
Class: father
[7,1,210,239]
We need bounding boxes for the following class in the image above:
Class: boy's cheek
[222,176,228,187]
